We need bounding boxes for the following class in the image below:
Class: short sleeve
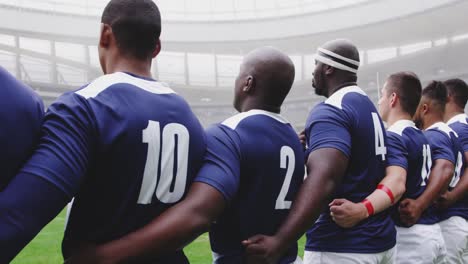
[19,92,98,198]
[452,124,468,153]
[304,104,351,158]
[194,124,241,202]
[427,130,456,164]
[386,132,408,169]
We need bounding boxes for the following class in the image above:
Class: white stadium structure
[1,0,468,130]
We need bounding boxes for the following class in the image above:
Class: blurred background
[1,0,467,130]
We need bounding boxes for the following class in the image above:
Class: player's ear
[390,92,397,107]
[422,103,429,114]
[152,39,161,58]
[99,24,112,50]
[324,64,334,75]
[243,76,255,93]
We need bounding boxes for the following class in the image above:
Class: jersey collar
[246,109,290,124]
[447,113,468,125]
[387,119,417,136]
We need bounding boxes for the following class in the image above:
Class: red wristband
[361,199,374,216]
[377,184,395,204]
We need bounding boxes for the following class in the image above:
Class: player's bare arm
[243,147,347,263]
[399,159,454,226]
[436,151,468,209]
[330,165,406,228]
[66,183,225,263]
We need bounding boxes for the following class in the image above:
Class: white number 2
[372,112,387,161]
[138,121,190,205]
[420,144,432,186]
[275,146,296,210]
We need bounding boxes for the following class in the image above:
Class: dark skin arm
[436,151,468,209]
[243,148,348,263]
[65,183,226,264]
[399,159,454,226]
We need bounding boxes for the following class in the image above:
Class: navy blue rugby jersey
[0,67,44,190]
[386,120,438,226]
[424,122,465,221]
[444,115,468,220]
[195,110,305,264]
[304,84,396,253]
[0,72,205,263]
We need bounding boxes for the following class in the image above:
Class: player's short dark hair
[101,0,161,60]
[422,80,447,112]
[387,71,422,116]
[444,78,468,109]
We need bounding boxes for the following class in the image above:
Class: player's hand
[398,198,423,226]
[435,191,456,210]
[242,235,284,264]
[329,199,367,228]
[298,130,307,150]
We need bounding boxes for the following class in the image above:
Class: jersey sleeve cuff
[194,176,233,203]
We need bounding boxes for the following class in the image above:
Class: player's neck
[105,57,153,79]
[327,80,357,97]
[240,101,280,114]
[444,103,464,122]
[386,111,412,127]
[423,114,444,130]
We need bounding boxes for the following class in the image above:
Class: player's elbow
[439,161,455,185]
[188,211,212,235]
[393,180,406,202]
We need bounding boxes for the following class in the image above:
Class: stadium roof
[1,0,370,21]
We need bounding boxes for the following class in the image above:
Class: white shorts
[303,247,395,264]
[396,224,446,264]
[439,216,468,264]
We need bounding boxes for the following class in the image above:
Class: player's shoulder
[75,72,176,99]
[387,120,418,137]
[324,85,368,110]
[221,109,290,130]
[447,114,468,132]
[427,122,458,138]
[447,113,468,126]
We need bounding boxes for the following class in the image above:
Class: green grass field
[12,210,305,263]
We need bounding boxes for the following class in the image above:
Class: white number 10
[138,121,190,205]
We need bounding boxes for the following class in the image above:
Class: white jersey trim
[222,109,289,130]
[427,122,459,138]
[447,113,468,125]
[324,85,367,109]
[76,72,175,99]
[388,119,418,136]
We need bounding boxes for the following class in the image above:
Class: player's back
[387,120,437,226]
[425,122,465,216]
[0,67,44,190]
[58,72,205,262]
[200,110,304,264]
[305,85,395,253]
[442,116,468,220]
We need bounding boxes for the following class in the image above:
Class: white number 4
[372,112,387,161]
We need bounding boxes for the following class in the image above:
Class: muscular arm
[398,159,454,226]
[330,166,406,228]
[273,148,347,251]
[436,151,468,208]
[415,159,454,209]
[69,182,226,263]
